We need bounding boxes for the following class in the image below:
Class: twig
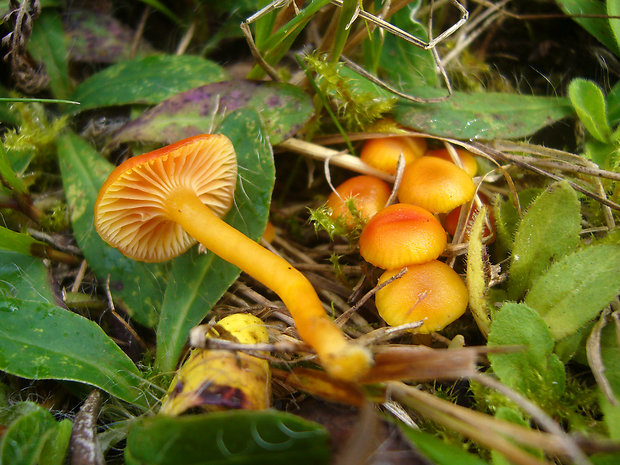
[586,307,618,406]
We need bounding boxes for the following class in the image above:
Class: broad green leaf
[585,139,618,169]
[394,89,573,139]
[488,303,566,404]
[379,4,439,89]
[107,79,314,148]
[125,411,330,465]
[609,0,620,53]
[568,78,611,142]
[601,396,620,440]
[0,297,146,405]
[525,244,620,340]
[57,131,167,327]
[156,109,274,372]
[70,54,229,112]
[28,11,71,99]
[466,206,491,338]
[0,404,57,465]
[0,143,27,194]
[0,226,47,256]
[507,181,581,301]
[399,425,489,465]
[0,251,56,303]
[40,418,72,465]
[556,0,620,56]
[64,9,155,63]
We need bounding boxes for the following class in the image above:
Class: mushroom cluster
[327,136,484,334]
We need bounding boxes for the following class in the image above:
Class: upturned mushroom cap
[425,147,478,177]
[397,156,476,214]
[360,136,426,175]
[375,260,468,333]
[358,203,447,269]
[94,134,237,262]
[326,175,391,229]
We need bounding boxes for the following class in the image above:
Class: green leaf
[40,418,72,465]
[0,226,46,255]
[0,143,27,194]
[492,189,540,259]
[107,79,314,148]
[584,139,618,169]
[70,54,229,112]
[609,0,620,59]
[393,89,573,139]
[466,206,491,338]
[0,297,146,405]
[399,425,489,465]
[556,0,620,56]
[507,181,581,301]
[28,10,71,99]
[525,244,620,340]
[0,251,56,303]
[568,78,612,142]
[57,131,167,327]
[488,303,566,404]
[125,411,330,465]
[379,4,439,89]
[0,404,57,465]
[155,109,275,372]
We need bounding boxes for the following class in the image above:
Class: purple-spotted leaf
[64,9,155,63]
[107,80,314,148]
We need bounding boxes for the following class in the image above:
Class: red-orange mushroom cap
[398,156,476,214]
[95,134,372,381]
[95,134,237,262]
[326,175,391,229]
[358,203,447,269]
[375,260,468,333]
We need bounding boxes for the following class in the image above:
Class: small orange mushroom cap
[398,156,476,214]
[95,134,237,262]
[375,260,468,333]
[360,136,427,175]
[425,147,478,177]
[358,203,447,269]
[326,175,391,229]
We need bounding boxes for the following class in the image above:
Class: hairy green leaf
[488,303,566,404]
[466,206,491,338]
[507,181,581,300]
[568,78,611,142]
[70,54,228,112]
[57,132,167,327]
[39,419,72,465]
[125,411,329,465]
[0,297,146,405]
[0,404,57,465]
[393,90,573,139]
[525,244,620,340]
[155,109,274,372]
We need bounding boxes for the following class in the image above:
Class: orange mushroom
[358,203,447,269]
[326,175,391,229]
[425,147,478,177]
[94,134,371,381]
[375,260,468,333]
[359,136,426,175]
[397,156,476,214]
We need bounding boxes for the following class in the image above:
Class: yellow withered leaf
[160,313,271,415]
